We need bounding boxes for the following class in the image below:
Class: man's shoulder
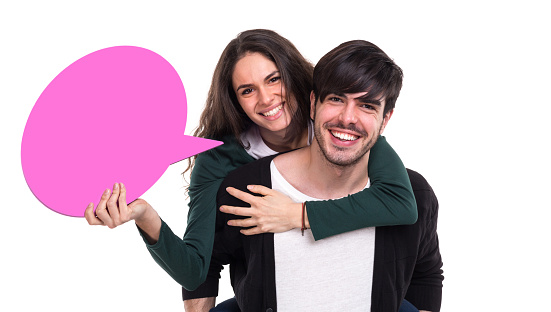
[218,154,277,199]
[225,154,276,181]
[406,168,438,220]
[406,168,433,192]
[216,154,277,214]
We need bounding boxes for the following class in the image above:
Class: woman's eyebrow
[236,71,280,92]
[236,83,254,93]
[264,71,280,81]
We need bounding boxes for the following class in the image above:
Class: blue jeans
[209,297,240,312]
[399,299,419,312]
[210,297,419,311]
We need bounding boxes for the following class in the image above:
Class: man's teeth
[262,104,282,117]
[331,130,358,141]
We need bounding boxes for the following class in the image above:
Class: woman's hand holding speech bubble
[21,46,222,217]
[84,183,160,242]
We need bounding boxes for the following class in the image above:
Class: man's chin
[323,151,365,167]
[324,139,377,167]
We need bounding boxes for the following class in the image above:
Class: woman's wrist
[135,205,161,244]
[135,205,154,225]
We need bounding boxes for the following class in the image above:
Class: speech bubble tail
[167,135,223,165]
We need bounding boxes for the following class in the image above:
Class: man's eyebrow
[236,71,279,92]
[325,92,346,99]
[355,94,382,106]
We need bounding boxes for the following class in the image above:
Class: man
[184,40,443,311]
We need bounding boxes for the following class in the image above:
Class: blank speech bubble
[21,46,222,217]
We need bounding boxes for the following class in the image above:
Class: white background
[1,1,550,311]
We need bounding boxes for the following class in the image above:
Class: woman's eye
[241,88,253,95]
[269,76,281,83]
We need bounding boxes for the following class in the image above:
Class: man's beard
[314,120,380,168]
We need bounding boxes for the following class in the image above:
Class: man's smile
[330,130,359,141]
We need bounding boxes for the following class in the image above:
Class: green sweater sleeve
[138,136,254,290]
[307,136,418,240]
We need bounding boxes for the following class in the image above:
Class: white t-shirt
[270,161,376,312]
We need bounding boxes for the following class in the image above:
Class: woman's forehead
[232,52,278,85]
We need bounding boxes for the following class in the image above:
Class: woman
[85,29,418,310]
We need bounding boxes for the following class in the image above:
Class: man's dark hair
[313,40,403,116]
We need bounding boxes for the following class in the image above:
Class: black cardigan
[183,155,443,311]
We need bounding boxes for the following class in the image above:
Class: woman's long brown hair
[183,29,313,180]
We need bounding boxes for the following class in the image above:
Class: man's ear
[310,91,316,120]
[379,109,394,135]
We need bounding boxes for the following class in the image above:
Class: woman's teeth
[262,104,282,117]
[331,130,358,141]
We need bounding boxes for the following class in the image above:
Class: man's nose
[339,102,358,125]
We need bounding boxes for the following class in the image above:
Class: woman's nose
[258,86,275,105]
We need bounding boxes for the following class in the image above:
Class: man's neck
[273,144,370,200]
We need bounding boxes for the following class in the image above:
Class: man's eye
[361,104,375,110]
[329,97,342,102]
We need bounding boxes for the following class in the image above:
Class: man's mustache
[324,122,368,137]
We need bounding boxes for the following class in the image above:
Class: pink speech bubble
[21,46,222,217]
